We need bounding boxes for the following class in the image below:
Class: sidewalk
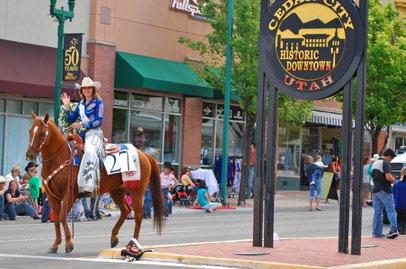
[99,236,406,269]
[98,191,405,268]
[227,191,331,209]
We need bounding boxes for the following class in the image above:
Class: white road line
[0,210,251,228]
[0,253,233,269]
[0,229,198,243]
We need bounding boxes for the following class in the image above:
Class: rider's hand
[61,93,71,110]
[70,122,82,129]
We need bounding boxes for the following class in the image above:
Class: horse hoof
[65,244,74,253]
[47,247,58,254]
[111,239,119,248]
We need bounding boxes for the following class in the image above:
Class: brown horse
[26,112,164,253]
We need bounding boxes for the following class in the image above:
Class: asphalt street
[0,198,375,269]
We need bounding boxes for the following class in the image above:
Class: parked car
[391,152,406,179]
[396,146,406,155]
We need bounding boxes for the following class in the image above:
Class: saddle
[66,132,84,152]
[65,132,121,155]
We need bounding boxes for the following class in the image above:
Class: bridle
[36,118,50,154]
[31,117,76,237]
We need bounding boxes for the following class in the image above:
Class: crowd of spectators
[0,162,106,222]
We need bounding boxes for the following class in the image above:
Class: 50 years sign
[63,33,83,82]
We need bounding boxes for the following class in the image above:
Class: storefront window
[4,116,31,174]
[0,98,53,173]
[0,99,5,112]
[113,92,182,167]
[7,100,22,114]
[130,110,162,161]
[395,137,405,152]
[23,101,38,115]
[131,94,162,112]
[39,102,54,119]
[201,102,245,169]
[0,115,4,170]
[164,114,181,163]
[278,126,301,176]
[112,109,128,143]
[165,97,181,113]
[114,92,129,108]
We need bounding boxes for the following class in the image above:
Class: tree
[179,0,313,204]
[365,0,406,154]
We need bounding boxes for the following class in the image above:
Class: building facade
[0,0,403,188]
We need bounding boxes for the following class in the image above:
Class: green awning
[115,52,214,98]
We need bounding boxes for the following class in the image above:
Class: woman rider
[61,77,104,197]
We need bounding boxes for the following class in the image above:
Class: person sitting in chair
[61,77,104,197]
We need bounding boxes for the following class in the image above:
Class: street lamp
[50,0,76,125]
[220,0,234,205]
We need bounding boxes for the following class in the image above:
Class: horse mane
[45,118,84,151]
[43,118,68,143]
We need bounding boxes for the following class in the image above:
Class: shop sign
[262,0,364,99]
[113,99,128,108]
[202,103,215,118]
[216,105,244,121]
[130,99,145,110]
[231,107,244,121]
[63,33,83,81]
[170,0,203,18]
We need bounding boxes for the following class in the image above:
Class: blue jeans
[81,198,91,219]
[68,200,81,221]
[162,187,169,217]
[247,165,255,196]
[0,195,6,220]
[4,202,36,219]
[372,191,398,236]
[143,187,152,217]
[90,195,102,220]
[41,193,51,223]
[167,198,173,214]
[309,179,322,200]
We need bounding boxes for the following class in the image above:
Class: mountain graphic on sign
[280,13,342,34]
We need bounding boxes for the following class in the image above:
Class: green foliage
[365,0,406,131]
[179,0,313,123]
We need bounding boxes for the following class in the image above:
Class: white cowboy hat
[75,77,102,90]
[371,154,380,162]
[0,176,6,183]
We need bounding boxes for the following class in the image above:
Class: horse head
[26,112,50,160]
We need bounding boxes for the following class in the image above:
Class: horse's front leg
[60,194,75,253]
[47,198,62,253]
[109,188,131,248]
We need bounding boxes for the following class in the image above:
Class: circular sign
[262,0,365,100]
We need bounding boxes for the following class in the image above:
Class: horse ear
[44,113,49,124]
[31,111,37,120]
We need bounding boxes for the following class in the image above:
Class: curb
[329,258,406,269]
[143,252,322,269]
[98,239,406,269]
[98,248,322,269]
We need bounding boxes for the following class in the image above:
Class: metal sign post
[255,0,368,254]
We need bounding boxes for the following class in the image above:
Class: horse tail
[146,154,165,234]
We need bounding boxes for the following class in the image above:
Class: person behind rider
[61,77,104,197]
